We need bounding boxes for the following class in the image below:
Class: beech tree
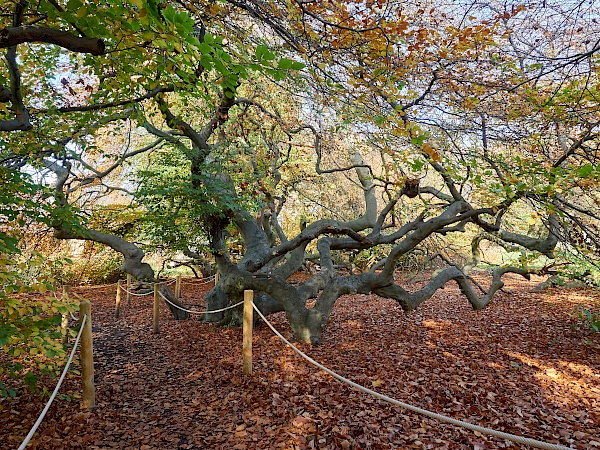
[1,0,599,346]
[197,0,600,343]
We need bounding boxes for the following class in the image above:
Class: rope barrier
[77,281,118,289]
[252,303,570,450]
[181,275,216,285]
[70,278,175,291]
[17,315,88,450]
[53,276,185,291]
[157,291,243,315]
[117,284,154,297]
[118,279,179,297]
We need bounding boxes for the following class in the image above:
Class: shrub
[50,251,122,286]
[0,233,78,397]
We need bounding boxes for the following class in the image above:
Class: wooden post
[115,280,122,319]
[215,272,219,286]
[153,283,160,334]
[79,300,95,409]
[175,275,182,299]
[126,274,132,306]
[60,285,70,344]
[243,290,253,375]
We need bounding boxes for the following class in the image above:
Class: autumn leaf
[371,378,384,387]
[2,275,598,449]
[422,143,442,162]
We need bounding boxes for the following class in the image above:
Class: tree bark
[0,27,105,55]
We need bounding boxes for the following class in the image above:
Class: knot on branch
[401,178,420,198]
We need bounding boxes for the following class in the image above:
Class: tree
[193,0,600,342]
[0,0,197,391]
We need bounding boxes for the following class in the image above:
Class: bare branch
[68,138,164,193]
[496,214,559,258]
[34,84,175,114]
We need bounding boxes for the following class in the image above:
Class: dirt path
[2,273,599,449]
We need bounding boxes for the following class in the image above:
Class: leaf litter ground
[2,272,599,449]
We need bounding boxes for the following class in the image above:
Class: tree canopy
[1,0,599,350]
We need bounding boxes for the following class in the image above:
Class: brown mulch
[1,272,599,449]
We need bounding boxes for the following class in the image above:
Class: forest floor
[1,271,600,450]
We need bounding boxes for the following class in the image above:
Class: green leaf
[23,372,38,391]
[411,134,427,146]
[577,164,594,178]
[255,44,268,60]
[66,0,83,10]
[277,58,293,69]
[198,43,212,55]
[162,5,176,23]
[255,44,275,61]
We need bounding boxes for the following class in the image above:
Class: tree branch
[34,84,175,114]
[0,3,31,131]
[0,26,105,54]
[496,213,559,258]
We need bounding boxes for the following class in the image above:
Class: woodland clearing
[1,272,599,450]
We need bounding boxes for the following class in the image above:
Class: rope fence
[115,276,215,298]
[111,275,222,324]
[17,303,94,450]
[19,282,573,449]
[52,289,78,322]
[54,275,181,294]
[181,275,216,285]
[250,301,571,450]
[158,290,243,315]
[117,284,155,297]
[46,271,220,318]
[77,281,119,288]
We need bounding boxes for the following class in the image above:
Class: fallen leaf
[371,378,384,387]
